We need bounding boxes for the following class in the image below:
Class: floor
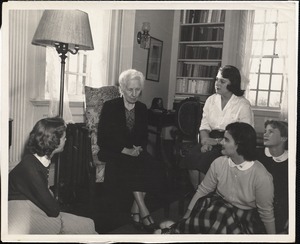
[58,139,194,234]
[60,165,193,234]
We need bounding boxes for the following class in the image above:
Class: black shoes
[131,213,144,231]
[141,215,159,233]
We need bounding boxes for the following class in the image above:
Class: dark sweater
[9,154,60,217]
[97,97,148,161]
[257,148,288,233]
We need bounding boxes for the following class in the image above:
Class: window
[248,10,288,109]
[44,9,113,102]
[45,48,92,102]
[64,51,89,101]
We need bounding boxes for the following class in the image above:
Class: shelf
[180,22,225,27]
[178,59,222,63]
[179,41,223,45]
[176,92,212,96]
[176,76,215,80]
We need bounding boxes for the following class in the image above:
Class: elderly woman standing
[8,117,97,234]
[184,65,254,189]
[97,69,165,232]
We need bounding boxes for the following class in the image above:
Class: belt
[209,130,224,139]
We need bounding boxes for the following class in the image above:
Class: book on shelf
[183,10,225,24]
[187,79,197,93]
[186,26,224,42]
[176,78,215,95]
[180,45,222,59]
[178,63,220,77]
[176,78,188,93]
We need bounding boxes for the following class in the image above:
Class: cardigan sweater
[9,154,60,217]
[189,156,275,225]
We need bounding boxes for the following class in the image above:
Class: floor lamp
[32,10,94,199]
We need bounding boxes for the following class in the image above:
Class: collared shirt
[200,93,254,131]
[228,157,254,171]
[34,153,51,167]
[192,156,274,224]
[265,148,288,163]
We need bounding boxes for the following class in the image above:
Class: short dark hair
[265,120,288,149]
[26,117,66,158]
[219,65,244,96]
[225,122,257,161]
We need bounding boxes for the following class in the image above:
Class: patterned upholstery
[84,85,120,182]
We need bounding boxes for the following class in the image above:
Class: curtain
[84,9,122,87]
[276,9,296,122]
[236,10,255,96]
[85,9,113,88]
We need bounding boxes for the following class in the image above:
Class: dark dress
[257,148,288,233]
[97,97,166,194]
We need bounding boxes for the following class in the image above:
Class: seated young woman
[257,120,288,234]
[183,65,254,189]
[155,122,275,234]
[8,117,97,234]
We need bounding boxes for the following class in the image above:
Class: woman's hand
[201,144,212,152]
[201,137,219,146]
[133,145,143,153]
[121,146,143,157]
[201,137,221,152]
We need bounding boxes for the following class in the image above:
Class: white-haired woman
[97,69,165,233]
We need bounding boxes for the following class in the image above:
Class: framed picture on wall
[146,37,163,82]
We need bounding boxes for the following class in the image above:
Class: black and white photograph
[0,1,298,243]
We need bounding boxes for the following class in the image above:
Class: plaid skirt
[171,193,266,234]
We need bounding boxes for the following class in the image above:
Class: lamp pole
[55,43,68,118]
[31,10,93,201]
[53,42,79,200]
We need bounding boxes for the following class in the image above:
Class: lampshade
[32,10,94,51]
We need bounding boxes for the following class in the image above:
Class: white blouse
[199,93,254,131]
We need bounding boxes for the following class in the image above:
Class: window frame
[249,10,287,110]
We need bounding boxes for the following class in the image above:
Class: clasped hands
[122,145,143,157]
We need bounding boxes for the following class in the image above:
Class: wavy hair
[265,120,288,149]
[219,65,244,96]
[225,122,257,161]
[26,117,66,158]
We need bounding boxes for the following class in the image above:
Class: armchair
[84,85,120,183]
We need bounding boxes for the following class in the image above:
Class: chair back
[84,85,120,181]
[175,97,204,142]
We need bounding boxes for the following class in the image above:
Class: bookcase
[175,10,226,103]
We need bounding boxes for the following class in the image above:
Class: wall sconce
[137,22,151,49]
